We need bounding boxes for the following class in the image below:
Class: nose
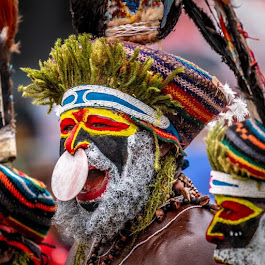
[64,123,91,155]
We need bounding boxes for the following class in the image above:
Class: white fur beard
[53,131,155,241]
[214,214,265,265]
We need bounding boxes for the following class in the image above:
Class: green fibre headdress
[19,34,228,154]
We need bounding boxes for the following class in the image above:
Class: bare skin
[66,205,216,265]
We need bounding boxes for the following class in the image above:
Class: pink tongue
[51,149,88,201]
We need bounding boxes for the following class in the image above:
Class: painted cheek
[206,211,225,243]
[64,123,90,155]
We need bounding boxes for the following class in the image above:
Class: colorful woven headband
[122,42,227,148]
[209,171,265,198]
[0,164,56,244]
[219,119,265,180]
[60,85,170,129]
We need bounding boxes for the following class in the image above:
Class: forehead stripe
[60,85,171,129]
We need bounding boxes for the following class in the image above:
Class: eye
[63,125,74,132]
[60,118,76,134]
[223,208,233,215]
[91,123,112,128]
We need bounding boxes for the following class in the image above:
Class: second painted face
[59,107,138,203]
[206,195,265,264]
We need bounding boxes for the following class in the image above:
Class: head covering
[19,34,228,154]
[70,0,182,43]
[206,118,265,198]
[0,164,56,264]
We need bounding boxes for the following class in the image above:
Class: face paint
[56,107,139,204]
[206,195,263,249]
[59,108,138,172]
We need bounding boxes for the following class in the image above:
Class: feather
[214,1,265,124]
[0,0,18,49]
[183,0,265,125]
[161,0,175,28]
[70,0,107,38]
[158,0,183,40]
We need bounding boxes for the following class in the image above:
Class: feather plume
[70,0,107,38]
[183,0,265,125]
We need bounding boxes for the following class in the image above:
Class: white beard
[53,131,155,241]
[214,214,265,265]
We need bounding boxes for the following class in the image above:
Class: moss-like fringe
[205,123,226,172]
[11,250,31,265]
[19,34,183,114]
[205,123,252,180]
[74,241,89,265]
[135,151,177,232]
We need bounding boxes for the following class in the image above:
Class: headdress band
[209,170,265,198]
[60,85,181,142]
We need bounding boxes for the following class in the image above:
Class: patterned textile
[0,229,43,265]
[219,119,265,180]
[0,164,56,243]
[207,118,265,197]
[123,42,227,148]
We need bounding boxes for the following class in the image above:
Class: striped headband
[219,119,265,180]
[209,171,265,198]
[0,164,56,244]
[60,85,182,143]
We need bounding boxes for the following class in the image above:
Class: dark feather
[70,0,107,38]
[158,0,183,40]
[183,0,265,124]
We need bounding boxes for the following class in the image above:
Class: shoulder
[120,205,217,265]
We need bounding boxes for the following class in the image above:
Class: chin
[214,247,264,265]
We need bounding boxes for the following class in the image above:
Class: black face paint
[211,213,262,249]
[60,126,129,174]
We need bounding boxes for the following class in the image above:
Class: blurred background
[9,0,265,263]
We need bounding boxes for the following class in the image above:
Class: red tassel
[0,0,18,49]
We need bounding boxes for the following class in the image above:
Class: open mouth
[76,166,109,202]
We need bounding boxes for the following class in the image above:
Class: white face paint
[213,214,265,265]
[53,130,155,241]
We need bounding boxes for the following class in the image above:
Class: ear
[159,142,173,158]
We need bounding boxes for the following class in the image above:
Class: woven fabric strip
[209,170,265,198]
[220,119,265,180]
[123,42,227,147]
[0,164,55,243]
[0,230,42,265]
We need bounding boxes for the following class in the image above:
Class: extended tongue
[51,149,88,201]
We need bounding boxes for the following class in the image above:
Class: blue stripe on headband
[60,85,182,142]
[212,179,238,188]
[63,90,146,115]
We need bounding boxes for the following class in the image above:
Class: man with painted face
[205,119,265,265]
[20,34,231,264]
